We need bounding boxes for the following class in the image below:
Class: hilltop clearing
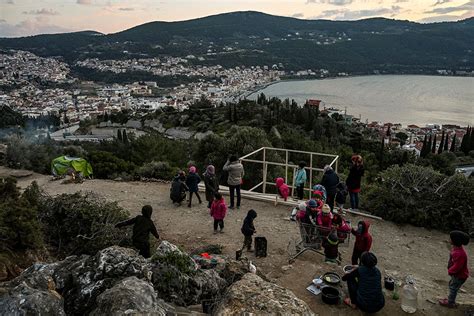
[8,168,474,315]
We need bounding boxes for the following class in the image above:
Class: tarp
[51,156,93,177]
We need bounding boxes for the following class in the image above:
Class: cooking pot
[321,286,340,305]
[322,272,341,285]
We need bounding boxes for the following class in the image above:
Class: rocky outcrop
[90,276,166,315]
[214,273,314,316]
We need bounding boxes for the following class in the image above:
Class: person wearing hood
[351,220,372,265]
[275,177,289,201]
[210,192,227,234]
[241,209,257,251]
[322,230,340,263]
[342,251,385,313]
[170,171,188,205]
[295,161,307,200]
[317,204,333,236]
[320,165,339,212]
[223,155,245,209]
[186,166,202,207]
[115,205,160,258]
[203,165,219,209]
[346,155,364,210]
[439,230,470,308]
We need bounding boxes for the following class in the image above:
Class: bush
[87,150,136,179]
[136,161,178,180]
[37,191,130,257]
[365,164,473,232]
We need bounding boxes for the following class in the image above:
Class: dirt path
[14,172,474,316]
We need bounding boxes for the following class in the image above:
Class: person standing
[210,192,227,234]
[351,220,372,265]
[346,155,364,210]
[186,166,202,207]
[203,165,219,209]
[241,209,257,251]
[223,155,244,209]
[295,161,307,200]
[320,165,339,212]
[115,205,160,258]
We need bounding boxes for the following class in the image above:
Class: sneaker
[219,229,224,233]
[228,205,235,209]
[213,230,218,234]
[438,298,457,308]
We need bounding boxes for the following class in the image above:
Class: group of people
[113,153,469,313]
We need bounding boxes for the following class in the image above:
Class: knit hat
[450,230,470,247]
[322,204,331,214]
[308,199,317,208]
[360,251,377,268]
[189,166,196,173]
[298,202,307,211]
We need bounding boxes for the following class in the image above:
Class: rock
[219,259,269,285]
[281,265,293,272]
[213,273,314,316]
[155,240,198,272]
[90,276,166,315]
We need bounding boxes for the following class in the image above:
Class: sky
[0,0,473,37]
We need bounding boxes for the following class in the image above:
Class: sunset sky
[1,0,473,37]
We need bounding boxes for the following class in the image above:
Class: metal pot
[321,286,340,305]
[322,272,341,285]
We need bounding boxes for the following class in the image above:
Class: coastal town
[0,49,470,155]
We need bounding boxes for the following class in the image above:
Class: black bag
[254,236,267,258]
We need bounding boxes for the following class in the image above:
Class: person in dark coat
[115,205,160,258]
[322,230,340,263]
[351,220,372,265]
[203,165,219,208]
[346,155,364,210]
[320,165,339,212]
[342,251,385,313]
[186,166,202,207]
[335,181,348,209]
[170,171,188,205]
[241,209,257,251]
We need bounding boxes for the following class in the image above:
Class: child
[241,209,257,251]
[210,192,227,234]
[322,230,340,263]
[275,177,289,201]
[291,201,306,221]
[170,171,188,205]
[312,184,327,203]
[317,204,333,236]
[294,161,307,200]
[185,166,202,207]
[335,182,348,210]
[204,165,219,209]
[351,221,372,265]
[332,209,351,242]
[439,230,470,308]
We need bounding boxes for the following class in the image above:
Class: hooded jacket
[352,221,372,252]
[186,172,201,193]
[204,173,219,202]
[210,198,227,220]
[241,209,257,236]
[275,177,289,200]
[295,168,307,186]
[223,160,245,186]
[448,246,469,280]
[320,169,340,195]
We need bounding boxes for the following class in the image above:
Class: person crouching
[322,230,340,263]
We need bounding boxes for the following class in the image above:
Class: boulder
[213,273,314,316]
[155,240,198,272]
[90,276,166,315]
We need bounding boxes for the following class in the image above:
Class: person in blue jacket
[295,161,307,200]
[186,166,202,207]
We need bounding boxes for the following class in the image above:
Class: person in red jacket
[210,192,227,234]
[351,221,372,265]
[275,177,289,201]
[439,230,470,308]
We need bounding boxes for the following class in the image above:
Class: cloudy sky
[1,0,473,37]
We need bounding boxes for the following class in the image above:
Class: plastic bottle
[401,276,418,313]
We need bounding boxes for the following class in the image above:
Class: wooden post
[285,150,288,184]
[309,153,313,199]
[291,166,296,197]
[335,156,339,173]
[262,147,267,193]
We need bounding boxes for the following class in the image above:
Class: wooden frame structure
[239,147,339,197]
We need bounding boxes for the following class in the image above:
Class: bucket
[321,286,340,305]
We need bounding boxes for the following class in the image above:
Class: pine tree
[443,133,449,151]
[450,134,457,152]
[122,129,128,144]
[460,126,470,155]
[470,127,474,154]
[431,134,437,154]
[421,134,428,158]
[438,130,445,154]
[426,134,433,156]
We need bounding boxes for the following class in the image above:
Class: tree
[438,130,445,154]
[122,129,129,144]
[450,134,457,152]
[426,134,433,156]
[395,132,408,146]
[443,133,449,151]
[420,134,428,158]
[431,134,437,154]
[117,129,123,142]
[460,127,470,155]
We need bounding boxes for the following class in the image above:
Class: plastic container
[401,276,418,313]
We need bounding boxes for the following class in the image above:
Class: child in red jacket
[210,192,227,234]
[439,230,470,308]
[275,177,289,201]
[351,221,372,265]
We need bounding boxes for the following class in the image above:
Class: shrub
[136,161,178,180]
[87,150,136,179]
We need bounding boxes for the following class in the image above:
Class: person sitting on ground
[186,166,202,207]
[115,205,160,258]
[275,177,289,201]
[335,181,348,210]
[317,204,333,236]
[322,230,340,263]
[241,209,257,252]
[351,221,372,265]
[332,209,351,242]
[170,171,188,205]
[439,230,470,308]
[203,165,219,209]
[210,192,227,234]
[342,251,385,313]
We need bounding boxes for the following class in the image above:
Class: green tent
[51,156,93,177]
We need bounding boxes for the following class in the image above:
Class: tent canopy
[51,156,93,177]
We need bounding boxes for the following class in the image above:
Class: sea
[249,75,474,126]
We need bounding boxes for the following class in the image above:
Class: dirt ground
[10,169,474,316]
